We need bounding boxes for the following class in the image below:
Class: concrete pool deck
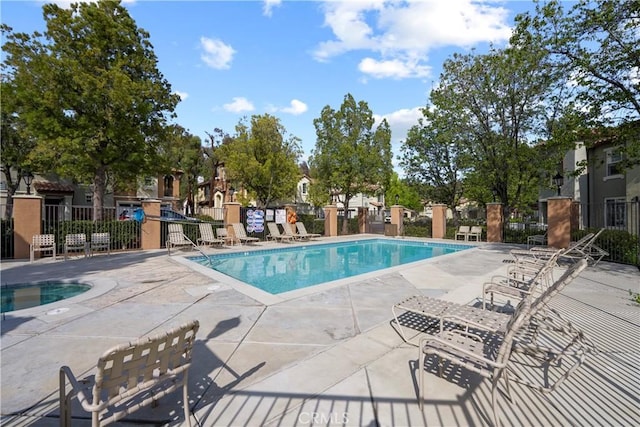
[1,236,639,426]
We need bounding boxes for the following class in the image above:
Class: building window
[302,182,308,195]
[164,175,174,197]
[605,198,626,229]
[605,149,623,177]
[85,192,93,204]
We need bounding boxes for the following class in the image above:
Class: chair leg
[183,374,192,427]
[418,349,425,410]
[491,373,502,427]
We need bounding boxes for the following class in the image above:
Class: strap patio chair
[64,233,88,260]
[30,234,56,262]
[282,222,305,240]
[466,226,482,242]
[455,226,470,241]
[197,223,224,247]
[59,320,199,427]
[527,231,548,248]
[89,232,110,256]
[266,222,294,243]
[231,223,260,245]
[295,222,321,239]
[167,223,196,254]
[416,260,589,427]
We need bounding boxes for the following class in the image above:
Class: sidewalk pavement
[1,238,638,426]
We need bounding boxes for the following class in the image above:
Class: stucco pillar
[486,203,503,243]
[358,207,369,233]
[548,197,572,249]
[224,202,241,237]
[13,195,43,260]
[432,204,447,239]
[324,205,338,237]
[391,205,404,237]
[141,199,161,250]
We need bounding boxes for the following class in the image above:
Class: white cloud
[280,99,308,115]
[200,37,235,70]
[223,97,255,113]
[263,0,282,17]
[174,91,189,101]
[314,0,512,79]
[359,57,431,79]
[374,106,424,146]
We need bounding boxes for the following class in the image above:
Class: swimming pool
[190,239,472,294]
[1,282,92,313]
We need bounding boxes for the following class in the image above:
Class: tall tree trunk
[93,167,107,221]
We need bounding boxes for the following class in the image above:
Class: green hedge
[573,228,639,266]
[43,220,141,251]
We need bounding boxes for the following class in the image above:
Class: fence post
[432,204,447,239]
[224,202,241,236]
[324,204,338,237]
[391,204,404,237]
[13,195,43,260]
[141,199,161,250]
[486,203,503,243]
[548,196,572,249]
[358,207,369,233]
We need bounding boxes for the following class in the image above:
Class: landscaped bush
[404,218,431,238]
[43,220,141,251]
[298,214,324,235]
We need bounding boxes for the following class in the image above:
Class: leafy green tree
[219,114,302,208]
[1,1,179,220]
[384,173,423,213]
[512,0,640,167]
[310,94,393,233]
[160,125,205,216]
[400,107,468,220]
[0,81,38,218]
[428,45,568,215]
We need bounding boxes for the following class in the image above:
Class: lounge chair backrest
[232,223,248,238]
[199,223,215,240]
[470,226,482,234]
[60,320,199,427]
[532,259,587,312]
[282,222,296,236]
[296,222,310,235]
[458,226,470,233]
[268,222,282,237]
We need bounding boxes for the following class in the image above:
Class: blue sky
[2,0,537,168]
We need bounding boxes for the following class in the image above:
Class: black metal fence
[42,205,142,254]
[504,201,639,266]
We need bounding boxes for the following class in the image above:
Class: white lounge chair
[30,234,56,262]
[197,223,224,246]
[64,233,88,260]
[467,226,482,242]
[167,223,195,254]
[527,231,547,248]
[417,260,589,427]
[231,223,260,245]
[217,227,239,246]
[267,222,294,242]
[455,226,470,241]
[282,222,305,240]
[296,222,321,239]
[89,232,110,256]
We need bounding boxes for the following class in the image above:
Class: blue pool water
[1,282,91,313]
[190,239,472,294]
